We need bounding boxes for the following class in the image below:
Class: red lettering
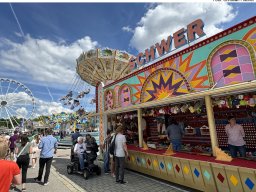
[187,19,205,42]
[136,52,145,66]
[129,56,136,70]
[173,28,187,49]
[145,46,155,63]
[155,36,172,56]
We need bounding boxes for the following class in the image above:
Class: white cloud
[16,107,28,118]
[130,3,237,52]
[34,99,73,116]
[0,91,75,119]
[122,26,134,33]
[0,35,98,86]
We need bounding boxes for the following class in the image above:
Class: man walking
[34,129,58,186]
[114,126,128,184]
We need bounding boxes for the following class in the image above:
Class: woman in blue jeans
[103,129,112,174]
[166,119,184,151]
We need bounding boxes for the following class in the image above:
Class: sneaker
[34,178,40,183]
[111,174,116,178]
[120,181,127,184]
[115,180,120,183]
[105,172,109,175]
[43,182,49,186]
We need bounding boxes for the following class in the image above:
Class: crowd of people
[0,129,58,192]
[0,115,245,191]
[71,125,128,184]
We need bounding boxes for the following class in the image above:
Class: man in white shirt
[74,137,86,172]
[114,126,128,184]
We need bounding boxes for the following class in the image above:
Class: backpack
[109,134,117,156]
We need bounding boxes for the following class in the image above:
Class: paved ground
[10,149,194,192]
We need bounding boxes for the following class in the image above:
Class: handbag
[109,134,117,156]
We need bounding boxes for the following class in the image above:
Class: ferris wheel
[0,78,36,129]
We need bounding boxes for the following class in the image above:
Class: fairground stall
[77,16,256,192]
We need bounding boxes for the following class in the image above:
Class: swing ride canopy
[76,48,134,86]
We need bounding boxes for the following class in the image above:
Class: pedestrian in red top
[0,136,21,192]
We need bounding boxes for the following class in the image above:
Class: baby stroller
[67,139,101,179]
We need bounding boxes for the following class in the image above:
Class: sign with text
[129,19,206,70]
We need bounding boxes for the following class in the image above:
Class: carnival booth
[77,17,256,192]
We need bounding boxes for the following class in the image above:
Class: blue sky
[0,3,146,53]
[0,3,255,116]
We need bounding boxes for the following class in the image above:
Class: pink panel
[218,44,236,54]
[211,53,221,67]
[212,63,222,73]
[211,43,255,87]
[213,71,223,82]
[120,85,131,107]
[106,90,114,110]
[114,85,120,107]
[224,75,243,84]
[221,58,239,69]
[240,64,254,73]
[237,46,250,56]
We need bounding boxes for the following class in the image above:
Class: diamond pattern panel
[203,170,211,181]
[160,162,165,170]
[245,178,255,190]
[230,175,238,186]
[175,164,180,173]
[183,166,189,175]
[167,163,172,171]
[147,159,151,166]
[217,173,225,183]
[194,168,200,178]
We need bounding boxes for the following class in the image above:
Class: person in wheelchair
[74,137,86,173]
[67,136,101,178]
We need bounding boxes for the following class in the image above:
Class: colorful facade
[100,18,256,109]
[90,16,256,192]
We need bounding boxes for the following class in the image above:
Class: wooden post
[138,108,143,148]
[205,95,218,156]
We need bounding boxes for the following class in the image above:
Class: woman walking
[15,135,32,191]
[31,135,40,168]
